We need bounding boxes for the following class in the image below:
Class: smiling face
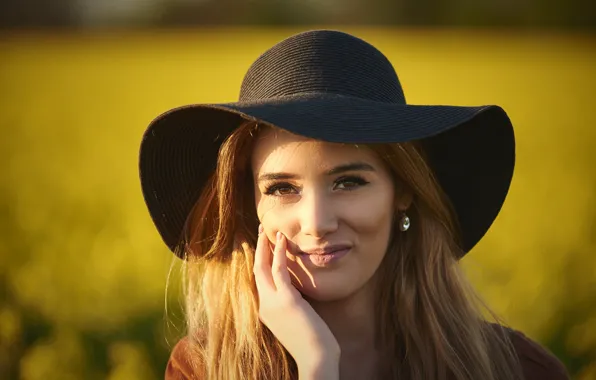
[251,128,405,302]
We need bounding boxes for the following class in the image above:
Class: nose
[298,190,338,238]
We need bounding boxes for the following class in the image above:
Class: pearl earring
[399,213,410,231]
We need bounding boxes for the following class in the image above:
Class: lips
[297,245,351,267]
[298,244,352,256]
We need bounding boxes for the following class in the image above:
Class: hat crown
[239,30,406,104]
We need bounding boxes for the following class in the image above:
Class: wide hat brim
[139,92,515,258]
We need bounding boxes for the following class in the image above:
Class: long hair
[173,121,523,380]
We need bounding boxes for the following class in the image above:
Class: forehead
[250,127,382,172]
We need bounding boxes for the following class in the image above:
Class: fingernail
[258,224,263,235]
[276,231,282,242]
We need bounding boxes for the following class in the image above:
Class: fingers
[253,224,275,293]
[271,232,293,293]
[253,225,294,297]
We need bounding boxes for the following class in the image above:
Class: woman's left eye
[333,176,370,190]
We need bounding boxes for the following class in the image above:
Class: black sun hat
[139,29,515,258]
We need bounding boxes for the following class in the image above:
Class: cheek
[343,191,394,236]
[256,197,295,232]
[342,190,395,271]
[256,197,277,221]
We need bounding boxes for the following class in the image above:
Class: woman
[139,30,569,379]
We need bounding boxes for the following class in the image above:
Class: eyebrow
[257,162,376,182]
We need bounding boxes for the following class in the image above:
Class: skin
[251,128,411,379]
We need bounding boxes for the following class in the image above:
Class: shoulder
[165,337,204,380]
[494,325,570,380]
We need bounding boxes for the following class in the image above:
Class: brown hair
[173,121,523,380]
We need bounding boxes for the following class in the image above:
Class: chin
[295,273,359,302]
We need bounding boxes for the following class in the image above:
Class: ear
[395,189,414,212]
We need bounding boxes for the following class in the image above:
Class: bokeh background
[1,1,595,379]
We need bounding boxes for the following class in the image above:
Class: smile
[297,245,351,267]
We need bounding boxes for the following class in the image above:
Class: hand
[253,225,340,376]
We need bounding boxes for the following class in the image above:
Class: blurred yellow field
[0,28,595,379]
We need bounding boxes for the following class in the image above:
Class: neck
[309,283,378,361]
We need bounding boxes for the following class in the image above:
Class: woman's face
[251,128,404,302]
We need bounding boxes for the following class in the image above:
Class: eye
[334,175,370,190]
[264,182,299,196]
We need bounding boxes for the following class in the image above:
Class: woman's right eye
[264,183,298,196]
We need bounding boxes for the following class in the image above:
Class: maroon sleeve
[165,337,203,380]
[509,329,570,380]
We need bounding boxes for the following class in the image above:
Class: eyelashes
[263,175,370,197]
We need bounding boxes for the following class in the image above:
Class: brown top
[165,328,569,380]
